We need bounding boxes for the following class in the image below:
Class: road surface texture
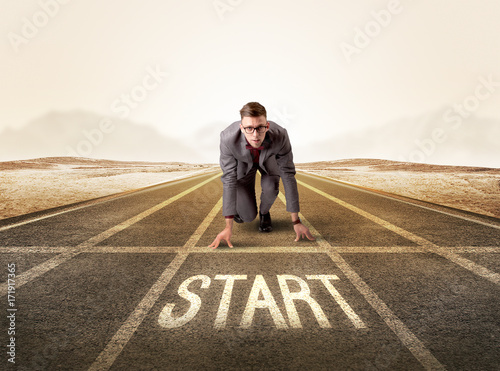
[1,171,499,370]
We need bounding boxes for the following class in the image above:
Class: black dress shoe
[259,212,272,232]
[233,214,244,224]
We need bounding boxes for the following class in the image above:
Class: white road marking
[1,246,499,254]
[191,245,327,253]
[154,274,365,330]
[277,192,446,370]
[74,246,181,254]
[88,193,223,370]
[277,274,331,328]
[446,246,500,253]
[297,180,500,286]
[0,174,221,297]
[306,275,367,329]
[240,275,288,329]
[326,246,427,253]
[184,197,222,249]
[158,275,211,328]
[214,275,248,329]
[0,247,72,253]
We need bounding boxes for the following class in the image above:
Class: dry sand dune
[296,159,500,218]
[0,157,218,220]
[0,157,498,221]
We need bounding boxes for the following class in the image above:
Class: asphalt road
[1,171,499,370]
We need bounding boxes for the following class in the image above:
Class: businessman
[209,102,315,249]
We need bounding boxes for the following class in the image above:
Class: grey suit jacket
[219,120,300,216]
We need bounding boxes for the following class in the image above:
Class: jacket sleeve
[220,132,238,216]
[275,129,300,213]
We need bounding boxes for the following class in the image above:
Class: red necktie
[246,144,264,164]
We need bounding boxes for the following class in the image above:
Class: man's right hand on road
[209,227,233,249]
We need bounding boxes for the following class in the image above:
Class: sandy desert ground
[0,157,498,221]
[296,159,500,219]
[0,157,218,220]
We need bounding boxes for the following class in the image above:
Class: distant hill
[0,156,204,171]
[297,111,500,168]
[3,109,499,167]
[0,110,204,163]
[296,158,498,173]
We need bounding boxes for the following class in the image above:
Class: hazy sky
[1,0,500,163]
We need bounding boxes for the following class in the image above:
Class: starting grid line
[1,172,499,370]
[1,246,499,254]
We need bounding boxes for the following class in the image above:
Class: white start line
[158,274,367,330]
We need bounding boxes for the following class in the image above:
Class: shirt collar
[245,139,264,150]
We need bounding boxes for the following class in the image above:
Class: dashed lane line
[297,179,500,286]
[277,192,446,370]
[0,173,221,297]
[87,197,223,371]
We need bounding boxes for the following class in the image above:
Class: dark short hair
[240,102,267,119]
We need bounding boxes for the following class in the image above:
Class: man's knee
[239,209,257,223]
[261,175,280,195]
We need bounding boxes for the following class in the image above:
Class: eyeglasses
[242,126,267,134]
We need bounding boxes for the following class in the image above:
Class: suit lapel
[258,133,272,172]
[240,135,252,162]
[239,134,253,175]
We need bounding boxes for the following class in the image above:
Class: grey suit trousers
[236,163,280,222]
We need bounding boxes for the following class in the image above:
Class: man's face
[240,115,269,148]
